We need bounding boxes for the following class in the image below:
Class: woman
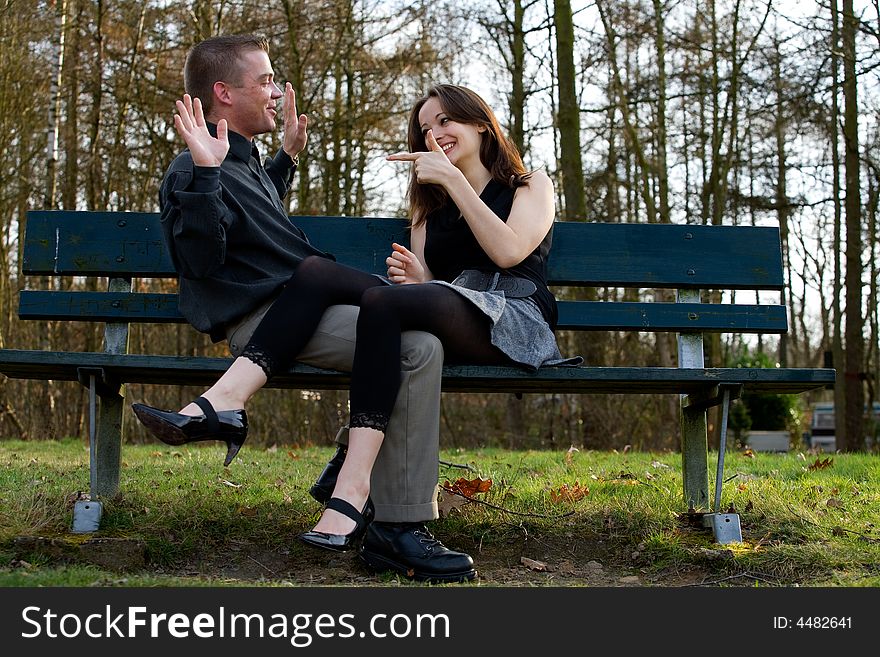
[298,84,578,553]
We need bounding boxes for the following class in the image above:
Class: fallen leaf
[737,483,748,492]
[286,450,300,460]
[826,498,843,508]
[742,449,755,458]
[220,479,241,488]
[557,560,576,574]
[832,526,846,536]
[549,481,589,503]
[564,445,579,465]
[437,488,469,518]
[238,505,258,517]
[521,557,551,572]
[651,460,670,469]
[808,457,833,471]
[745,500,754,512]
[442,476,492,498]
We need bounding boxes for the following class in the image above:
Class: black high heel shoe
[297,497,374,553]
[131,396,248,466]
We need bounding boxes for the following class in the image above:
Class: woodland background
[0,0,878,452]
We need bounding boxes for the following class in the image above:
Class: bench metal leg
[94,390,123,498]
[72,367,124,533]
[676,293,710,510]
[701,386,743,544]
[680,403,709,510]
[72,374,104,533]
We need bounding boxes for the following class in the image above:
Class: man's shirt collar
[207,122,258,162]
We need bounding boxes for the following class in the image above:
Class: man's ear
[213,81,233,107]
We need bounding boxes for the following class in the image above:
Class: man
[156,34,475,582]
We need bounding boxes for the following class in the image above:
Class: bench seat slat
[0,350,835,395]
[18,291,789,334]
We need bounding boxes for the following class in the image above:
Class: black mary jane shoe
[298,497,375,553]
[308,443,347,504]
[131,396,248,466]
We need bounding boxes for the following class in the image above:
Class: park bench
[0,210,835,540]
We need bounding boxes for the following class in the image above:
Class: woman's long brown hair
[405,84,531,227]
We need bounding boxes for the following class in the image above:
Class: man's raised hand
[281,83,309,160]
[173,94,229,167]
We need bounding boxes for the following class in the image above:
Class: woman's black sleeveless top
[422,178,558,328]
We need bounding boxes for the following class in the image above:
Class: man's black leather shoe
[359,522,476,583]
[309,443,347,504]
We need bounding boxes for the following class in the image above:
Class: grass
[0,438,878,587]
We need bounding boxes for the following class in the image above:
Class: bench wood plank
[24,212,786,290]
[0,349,835,395]
[18,291,789,333]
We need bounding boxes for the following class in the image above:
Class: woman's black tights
[241,256,510,434]
[241,256,382,377]
[348,283,509,431]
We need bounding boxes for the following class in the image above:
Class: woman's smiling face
[417,96,485,168]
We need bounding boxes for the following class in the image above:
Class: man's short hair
[183,34,270,115]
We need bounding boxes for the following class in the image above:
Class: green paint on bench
[2,210,835,510]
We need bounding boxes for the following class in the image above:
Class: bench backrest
[18,210,788,334]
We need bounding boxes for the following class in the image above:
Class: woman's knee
[359,285,398,316]
[294,255,334,282]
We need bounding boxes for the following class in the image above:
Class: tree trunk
[830,0,847,452]
[88,0,104,210]
[842,0,864,451]
[652,0,670,224]
[773,38,790,367]
[509,0,526,156]
[554,0,586,220]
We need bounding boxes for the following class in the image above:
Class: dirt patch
[9,532,722,587]
[13,536,148,572]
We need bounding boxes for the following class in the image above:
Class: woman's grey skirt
[426,280,582,371]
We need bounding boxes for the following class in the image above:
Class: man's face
[225,49,283,140]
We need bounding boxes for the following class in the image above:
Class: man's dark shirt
[159,125,331,341]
